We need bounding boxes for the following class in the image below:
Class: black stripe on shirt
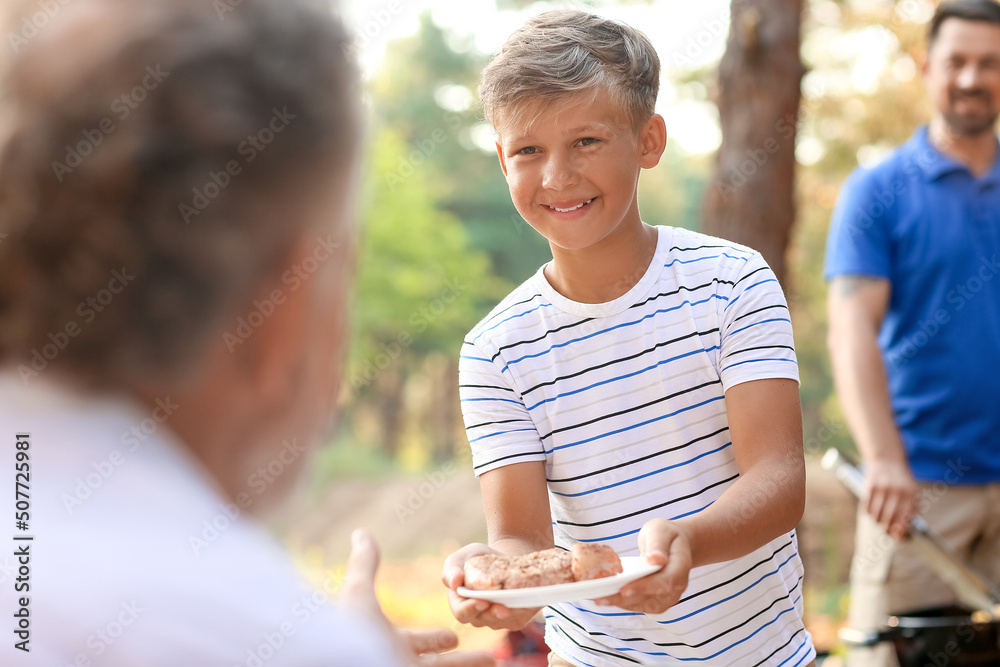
[732,303,788,324]
[487,277,731,360]
[733,265,769,287]
[750,627,807,667]
[676,538,795,606]
[466,293,542,341]
[546,575,802,650]
[521,327,720,397]
[550,622,644,665]
[555,473,738,528]
[472,448,544,472]
[459,383,515,393]
[465,417,529,431]
[547,425,729,481]
[628,278,735,311]
[489,316,595,361]
[669,243,751,256]
[720,344,795,361]
[538,379,723,442]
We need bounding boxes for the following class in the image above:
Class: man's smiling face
[924,17,1000,137]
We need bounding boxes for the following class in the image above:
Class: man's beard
[943,88,999,137]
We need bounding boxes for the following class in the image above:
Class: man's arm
[827,275,917,539]
[442,461,552,630]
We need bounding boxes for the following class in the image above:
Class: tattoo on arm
[831,276,882,298]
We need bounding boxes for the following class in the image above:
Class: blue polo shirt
[825,126,1000,484]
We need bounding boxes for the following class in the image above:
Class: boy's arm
[675,377,805,564]
[481,460,555,554]
[442,461,552,630]
[595,378,805,614]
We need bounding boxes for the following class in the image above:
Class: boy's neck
[544,221,658,304]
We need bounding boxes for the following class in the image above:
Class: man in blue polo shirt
[825,1,1000,665]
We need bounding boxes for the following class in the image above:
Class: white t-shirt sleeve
[459,340,546,477]
[716,252,799,390]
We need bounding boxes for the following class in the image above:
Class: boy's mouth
[544,198,594,213]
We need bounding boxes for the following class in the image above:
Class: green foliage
[369,12,556,285]
[348,130,505,379]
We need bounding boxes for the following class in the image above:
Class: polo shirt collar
[912,125,1000,186]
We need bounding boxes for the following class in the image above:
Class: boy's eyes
[512,138,601,156]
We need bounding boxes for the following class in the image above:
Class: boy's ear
[639,114,668,169]
[495,142,509,177]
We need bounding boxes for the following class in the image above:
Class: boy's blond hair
[479,9,660,136]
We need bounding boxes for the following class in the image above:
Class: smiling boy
[442,9,816,667]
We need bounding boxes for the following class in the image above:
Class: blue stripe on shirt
[723,358,797,370]
[658,550,800,624]
[545,395,725,454]
[550,443,731,497]
[471,302,554,344]
[724,278,778,311]
[506,295,726,367]
[728,317,791,337]
[575,500,714,542]
[526,345,719,411]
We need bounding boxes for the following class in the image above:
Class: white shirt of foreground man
[0,373,403,666]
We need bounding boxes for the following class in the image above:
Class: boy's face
[495,92,665,252]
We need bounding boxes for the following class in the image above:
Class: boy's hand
[442,543,541,631]
[593,519,692,614]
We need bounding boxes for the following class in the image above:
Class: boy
[443,10,816,667]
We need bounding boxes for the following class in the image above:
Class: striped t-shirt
[459,226,815,666]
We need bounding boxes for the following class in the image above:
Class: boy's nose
[541,155,578,190]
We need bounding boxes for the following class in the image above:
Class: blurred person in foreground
[0,0,492,665]
[825,1,1000,665]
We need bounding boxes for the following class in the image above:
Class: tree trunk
[703,0,805,286]
[375,365,406,459]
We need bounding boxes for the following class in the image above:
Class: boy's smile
[495,92,665,254]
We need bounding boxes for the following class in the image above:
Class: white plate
[456,556,662,609]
